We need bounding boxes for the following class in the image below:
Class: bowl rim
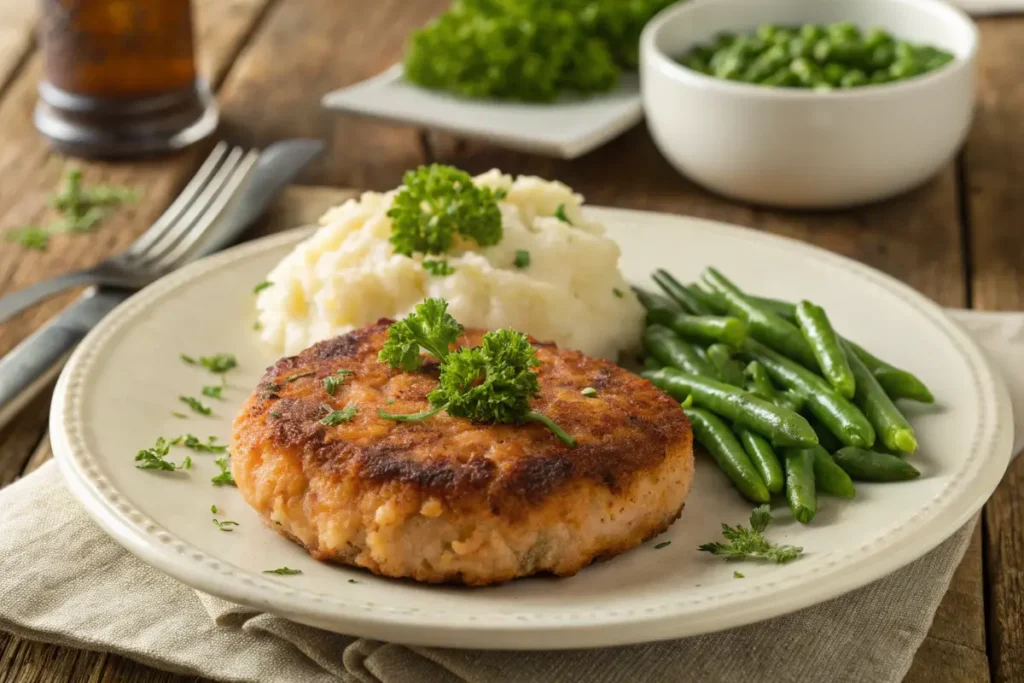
[640,0,979,101]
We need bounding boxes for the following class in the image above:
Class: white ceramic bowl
[640,0,978,209]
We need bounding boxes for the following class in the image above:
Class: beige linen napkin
[0,462,976,683]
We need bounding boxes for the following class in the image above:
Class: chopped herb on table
[387,164,503,259]
[699,505,803,564]
[211,457,236,486]
[5,170,140,251]
[263,567,302,575]
[179,396,212,416]
[376,298,576,447]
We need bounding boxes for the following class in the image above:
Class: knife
[0,139,323,428]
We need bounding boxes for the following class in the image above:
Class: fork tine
[124,142,230,260]
[141,149,260,272]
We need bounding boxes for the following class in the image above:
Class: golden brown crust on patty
[234,320,688,514]
[231,321,694,584]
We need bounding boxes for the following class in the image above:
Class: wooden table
[0,1,1021,681]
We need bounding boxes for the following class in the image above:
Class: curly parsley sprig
[699,505,803,564]
[387,164,502,266]
[377,298,576,447]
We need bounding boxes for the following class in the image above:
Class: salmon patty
[231,320,694,585]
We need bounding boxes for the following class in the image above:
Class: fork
[0,142,260,324]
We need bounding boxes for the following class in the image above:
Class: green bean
[782,448,816,523]
[642,325,717,377]
[736,427,785,494]
[685,407,770,503]
[743,361,804,413]
[795,300,856,399]
[652,269,711,314]
[743,292,934,404]
[809,445,856,498]
[642,366,817,447]
[632,287,681,314]
[743,339,876,448]
[806,414,842,452]
[833,447,922,482]
[843,341,917,454]
[750,296,797,322]
[846,340,934,403]
[644,307,748,348]
[702,268,819,369]
[707,343,748,386]
[686,281,730,315]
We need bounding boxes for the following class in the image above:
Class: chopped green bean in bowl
[677,22,954,90]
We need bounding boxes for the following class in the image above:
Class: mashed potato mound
[256,170,644,360]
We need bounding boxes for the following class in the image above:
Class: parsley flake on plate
[699,505,803,564]
[321,403,359,426]
[654,541,671,549]
[210,505,218,514]
[581,387,598,398]
[734,571,745,579]
[514,249,530,269]
[202,385,224,399]
[134,437,190,471]
[178,434,226,453]
[211,457,236,487]
[253,280,273,294]
[179,396,212,416]
[182,353,237,374]
[263,567,302,575]
[213,519,239,532]
[613,288,624,298]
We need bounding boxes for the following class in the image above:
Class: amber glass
[41,0,197,98]
[35,0,217,158]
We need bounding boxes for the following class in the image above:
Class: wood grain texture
[0,0,272,358]
[0,0,36,96]
[214,0,446,190]
[965,17,1024,683]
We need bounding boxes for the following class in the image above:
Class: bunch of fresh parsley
[377,298,576,446]
[403,0,675,102]
[387,164,503,275]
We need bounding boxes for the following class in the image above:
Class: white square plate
[321,65,643,158]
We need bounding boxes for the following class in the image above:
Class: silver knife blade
[0,139,323,427]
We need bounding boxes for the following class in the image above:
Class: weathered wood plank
[963,17,1024,683]
[213,0,446,190]
[0,1,36,96]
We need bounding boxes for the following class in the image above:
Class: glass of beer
[34,0,218,158]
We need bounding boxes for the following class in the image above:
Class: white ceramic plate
[52,208,1013,650]
[321,65,642,159]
